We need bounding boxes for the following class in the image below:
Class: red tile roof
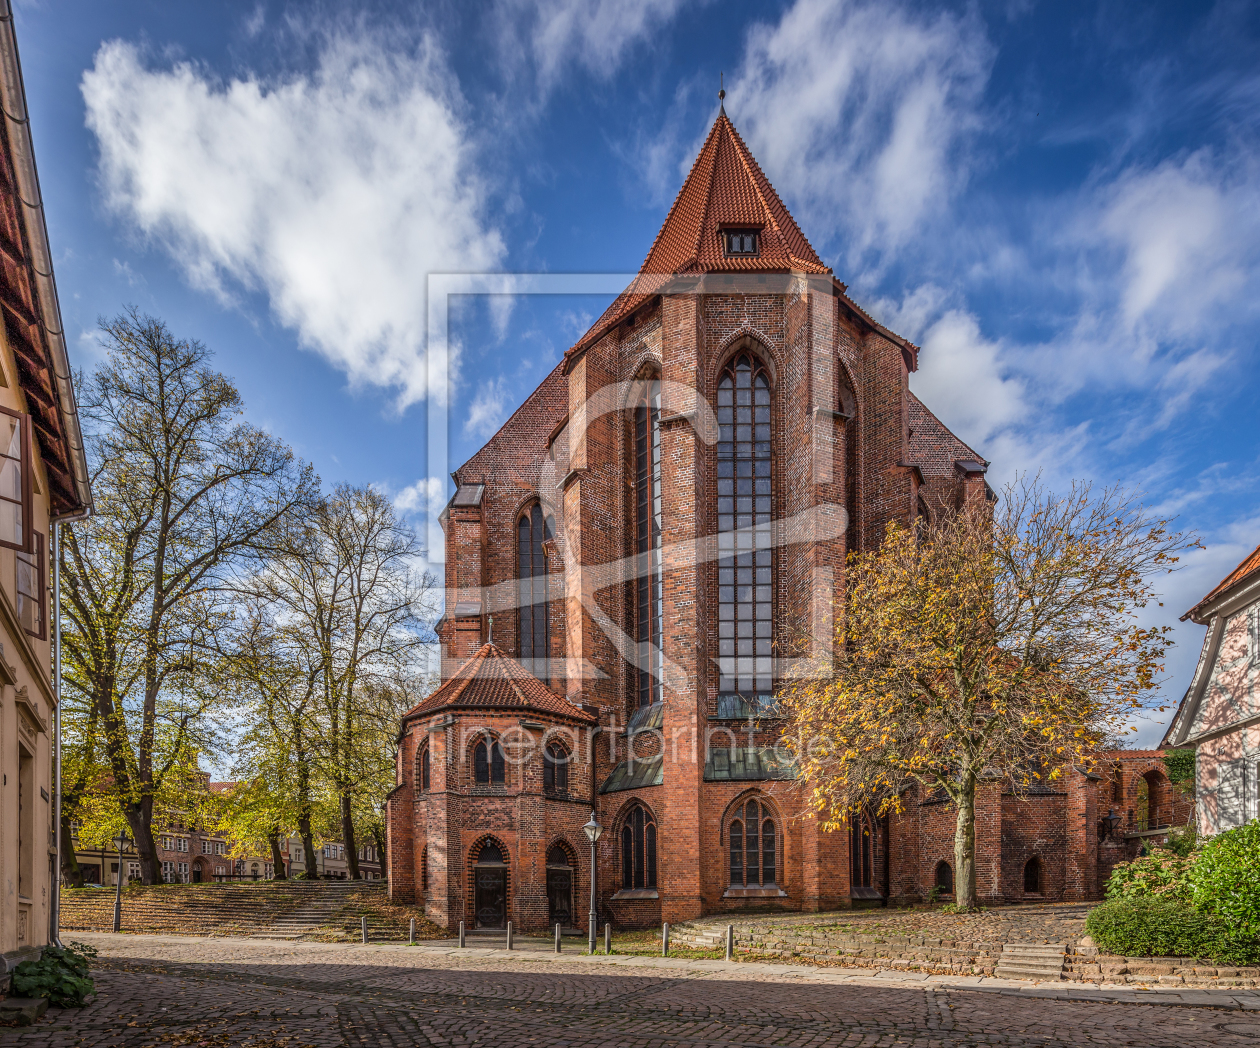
[565,110,831,365]
[403,644,596,723]
[907,393,983,478]
[1184,541,1260,621]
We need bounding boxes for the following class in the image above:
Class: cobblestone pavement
[9,933,1260,1047]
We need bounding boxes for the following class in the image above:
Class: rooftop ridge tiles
[1185,540,1260,620]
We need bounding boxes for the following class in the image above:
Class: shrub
[12,941,98,1007]
[1104,851,1193,901]
[1162,824,1197,857]
[1086,897,1224,960]
[1190,820,1260,953]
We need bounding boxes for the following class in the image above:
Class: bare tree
[59,310,317,883]
[245,485,435,878]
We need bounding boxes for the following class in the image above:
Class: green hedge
[1085,897,1260,966]
[1086,897,1223,960]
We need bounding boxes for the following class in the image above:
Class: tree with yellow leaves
[780,477,1197,909]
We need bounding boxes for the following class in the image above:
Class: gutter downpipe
[49,507,90,948]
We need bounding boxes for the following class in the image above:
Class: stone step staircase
[253,882,380,939]
[994,943,1066,981]
[58,880,401,941]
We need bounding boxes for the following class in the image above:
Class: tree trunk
[371,823,387,883]
[297,810,319,880]
[60,811,84,888]
[268,827,287,879]
[953,771,979,909]
[125,802,160,884]
[341,791,360,879]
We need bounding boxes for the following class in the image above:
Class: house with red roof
[1161,542,1260,834]
[385,106,1154,931]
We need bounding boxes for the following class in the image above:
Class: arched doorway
[473,841,508,929]
[545,844,574,928]
[851,814,873,888]
[191,858,207,883]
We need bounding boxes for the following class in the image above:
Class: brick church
[385,109,1188,931]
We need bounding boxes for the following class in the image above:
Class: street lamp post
[582,810,602,954]
[112,831,132,932]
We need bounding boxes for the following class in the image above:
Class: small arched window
[543,742,569,793]
[1023,856,1042,894]
[474,739,506,785]
[518,503,553,673]
[420,747,431,792]
[729,798,776,887]
[547,844,571,867]
[934,860,953,894]
[621,805,657,890]
[716,351,774,711]
[477,841,505,864]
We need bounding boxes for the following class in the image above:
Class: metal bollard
[662,922,669,957]
[506,921,513,950]
[409,917,416,945]
[725,924,734,962]
[604,922,611,955]
[459,920,465,948]
[361,916,368,944]
[555,923,562,953]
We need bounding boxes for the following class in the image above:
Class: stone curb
[76,932,1260,1012]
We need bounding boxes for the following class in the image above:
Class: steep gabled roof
[1183,541,1260,623]
[907,393,984,479]
[403,643,596,723]
[565,110,830,366]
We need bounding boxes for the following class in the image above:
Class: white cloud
[82,34,505,410]
[464,376,512,440]
[1086,149,1260,337]
[912,309,1026,448]
[494,0,692,96]
[728,0,992,259]
[393,476,447,516]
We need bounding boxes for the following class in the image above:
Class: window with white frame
[162,860,175,882]
[178,861,189,881]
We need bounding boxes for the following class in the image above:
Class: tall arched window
[518,503,552,672]
[935,860,953,894]
[620,805,657,890]
[420,747,431,792]
[729,798,776,887]
[474,739,505,785]
[716,352,773,714]
[635,377,663,709]
[851,814,873,889]
[543,742,569,793]
[421,845,429,891]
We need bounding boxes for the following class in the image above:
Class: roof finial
[487,615,494,644]
[719,71,726,114]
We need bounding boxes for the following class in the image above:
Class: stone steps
[994,943,1066,982]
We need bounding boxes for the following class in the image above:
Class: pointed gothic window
[518,503,552,674]
[635,378,663,709]
[543,742,569,794]
[716,352,774,715]
[728,798,777,887]
[420,747,430,791]
[474,740,505,786]
[620,804,657,890]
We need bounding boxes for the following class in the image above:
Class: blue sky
[13,0,1260,743]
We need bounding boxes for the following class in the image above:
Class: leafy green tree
[59,310,317,883]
